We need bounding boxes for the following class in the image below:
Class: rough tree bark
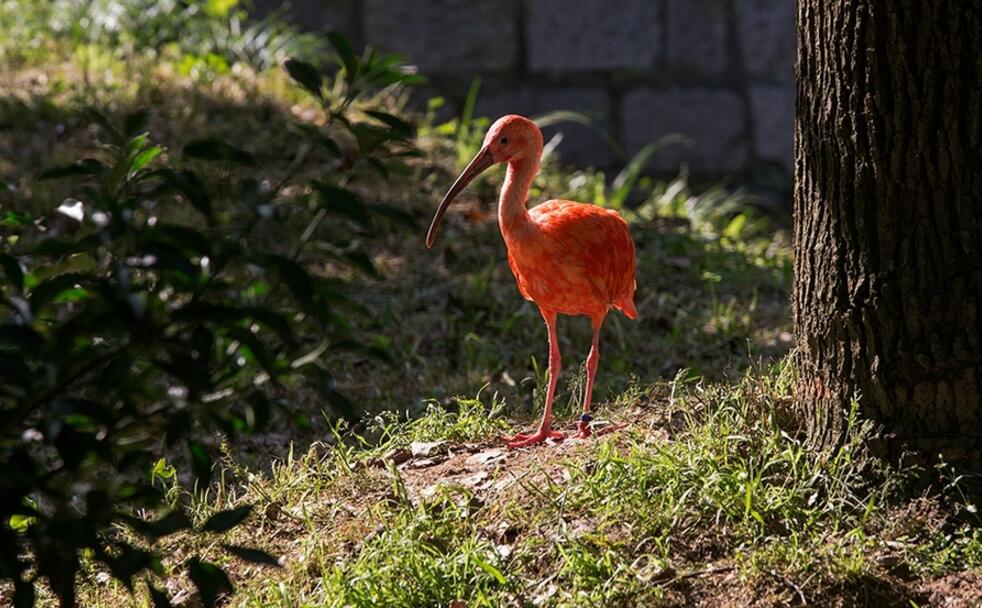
[794,1,982,462]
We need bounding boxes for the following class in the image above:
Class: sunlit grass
[20,364,981,607]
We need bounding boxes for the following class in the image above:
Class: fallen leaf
[411,441,448,458]
[466,448,505,467]
[459,471,489,489]
[408,456,445,468]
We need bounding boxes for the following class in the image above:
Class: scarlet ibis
[427,115,638,448]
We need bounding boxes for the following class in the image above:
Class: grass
[2,10,979,607]
[28,367,980,607]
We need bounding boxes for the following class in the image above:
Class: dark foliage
[0,33,422,607]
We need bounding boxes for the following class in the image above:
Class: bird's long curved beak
[426,146,495,248]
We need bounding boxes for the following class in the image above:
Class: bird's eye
[499,137,508,145]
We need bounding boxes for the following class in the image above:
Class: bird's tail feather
[615,296,638,320]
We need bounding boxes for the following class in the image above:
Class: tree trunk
[794,1,982,462]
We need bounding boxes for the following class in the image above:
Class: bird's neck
[498,153,539,235]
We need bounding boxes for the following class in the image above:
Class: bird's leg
[575,316,604,439]
[504,310,565,448]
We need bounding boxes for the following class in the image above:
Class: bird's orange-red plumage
[427,114,637,448]
[507,199,637,320]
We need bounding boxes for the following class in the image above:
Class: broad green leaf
[327,31,358,80]
[140,240,199,279]
[29,272,95,312]
[152,458,176,481]
[264,254,314,303]
[284,58,323,99]
[38,158,106,180]
[290,123,341,157]
[31,235,101,257]
[244,307,297,348]
[147,224,211,256]
[341,250,380,279]
[51,286,90,303]
[314,182,370,226]
[130,145,163,175]
[349,123,405,153]
[0,253,24,290]
[227,327,279,377]
[366,110,414,138]
[8,513,36,532]
[723,213,748,239]
[472,553,507,585]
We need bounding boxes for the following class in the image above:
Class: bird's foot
[502,428,565,449]
[573,420,592,440]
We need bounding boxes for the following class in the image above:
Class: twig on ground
[765,567,807,605]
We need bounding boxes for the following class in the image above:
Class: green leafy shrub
[0,32,422,607]
[0,0,323,69]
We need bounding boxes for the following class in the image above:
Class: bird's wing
[531,200,636,301]
[531,200,631,254]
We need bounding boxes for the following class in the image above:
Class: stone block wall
[261,0,795,181]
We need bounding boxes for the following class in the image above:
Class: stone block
[749,85,794,174]
[665,0,730,78]
[476,87,614,167]
[735,0,796,82]
[526,0,660,71]
[363,0,518,73]
[622,88,749,174]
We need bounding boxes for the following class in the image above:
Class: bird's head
[483,114,544,164]
[426,115,543,248]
